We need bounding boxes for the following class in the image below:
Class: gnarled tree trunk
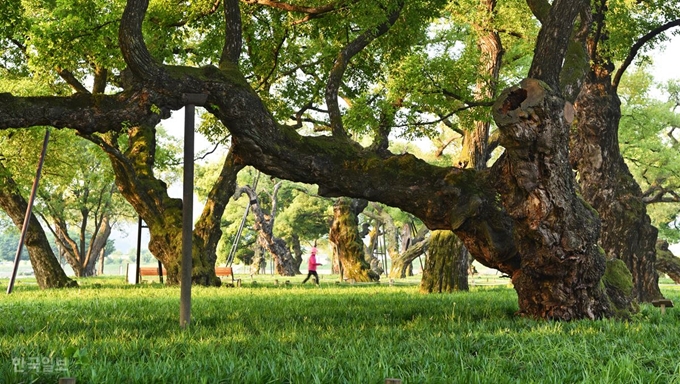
[491,78,611,319]
[571,64,662,303]
[329,198,379,282]
[235,184,296,276]
[87,128,242,285]
[390,232,429,278]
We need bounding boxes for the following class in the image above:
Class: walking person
[302,245,322,285]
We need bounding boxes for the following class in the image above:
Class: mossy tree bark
[655,241,680,284]
[329,198,379,282]
[570,40,662,304]
[420,231,468,293]
[0,163,77,289]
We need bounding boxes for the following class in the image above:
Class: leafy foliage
[619,65,680,242]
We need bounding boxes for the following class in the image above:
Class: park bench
[215,266,234,284]
[135,265,234,284]
[139,266,166,282]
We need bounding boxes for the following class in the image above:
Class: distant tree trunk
[365,226,384,276]
[390,237,429,278]
[656,240,680,284]
[291,234,303,274]
[364,203,400,276]
[98,247,105,275]
[329,198,379,282]
[571,63,662,302]
[420,231,468,293]
[250,245,265,275]
[0,164,76,289]
[235,183,296,276]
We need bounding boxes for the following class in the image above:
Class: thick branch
[528,0,588,89]
[242,0,339,15]
[119,0,167,81]
[220,0,243,66]
[0,92,162,133]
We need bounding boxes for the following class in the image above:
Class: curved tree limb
[612,19,680,90]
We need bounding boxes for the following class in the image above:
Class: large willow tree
[1,0,678,319]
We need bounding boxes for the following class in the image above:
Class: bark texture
[571,64,662,302]
[329,198,379,282]
[492,78,610,319]
[420,231,468,293]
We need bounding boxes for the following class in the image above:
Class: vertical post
[180,103,195,328]
[135,216,142,284]
[7,129,50,294]
[157,259,164,284]
[179,94,207,328]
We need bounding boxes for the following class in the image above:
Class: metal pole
[180,103,195,328]
[135,216,142,284]
[179,93,207,329]
[7,129,50,294]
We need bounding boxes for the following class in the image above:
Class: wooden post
[179,93,208,329]
[59,378,76,384]
[385,379,402,384]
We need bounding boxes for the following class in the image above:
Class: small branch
[613,19,680,90]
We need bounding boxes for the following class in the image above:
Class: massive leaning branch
[0,91,163,133]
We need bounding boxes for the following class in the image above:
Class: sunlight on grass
[2,276,680,383]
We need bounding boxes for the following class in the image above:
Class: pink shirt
[308,253,320,272]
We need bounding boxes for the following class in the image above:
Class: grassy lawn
[1,274,679,384]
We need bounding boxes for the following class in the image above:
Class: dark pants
[302,271,319,284]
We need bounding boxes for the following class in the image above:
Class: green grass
[1,275,680,384]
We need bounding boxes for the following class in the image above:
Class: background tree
[36,136,132,277]
[234,181,297,276]
[569,0,680,302]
